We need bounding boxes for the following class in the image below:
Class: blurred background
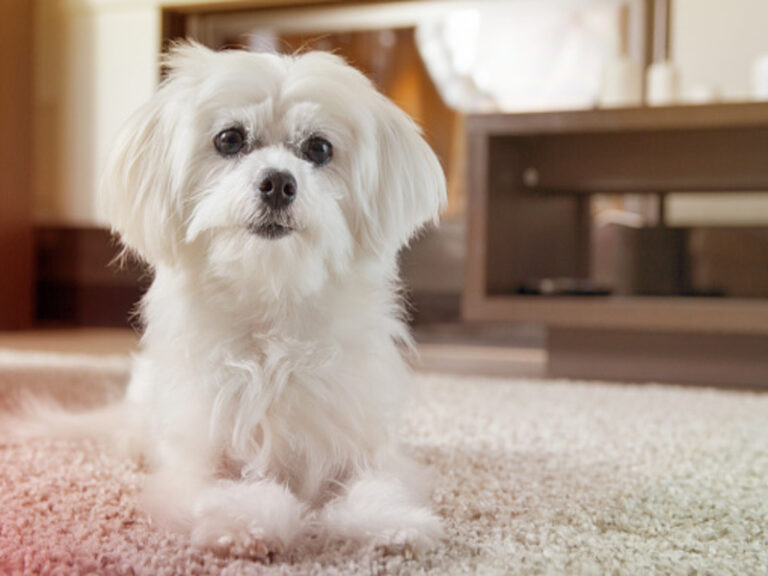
[2,0,768,387]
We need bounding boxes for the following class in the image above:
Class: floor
[4,363,767,575]
[0,328,139,356]
[0,327,547,379]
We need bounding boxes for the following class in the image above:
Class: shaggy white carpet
[0,349,767,575]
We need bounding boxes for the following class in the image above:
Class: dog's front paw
[322,474,444,553]
[195,526,284,561]
[190,479,306,559]
[191,513,285,560]
[369,514,445,554]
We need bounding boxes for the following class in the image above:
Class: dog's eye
[302,136,333,166]
[214,128,246,157]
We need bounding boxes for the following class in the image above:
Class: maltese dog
[97,41,446,557]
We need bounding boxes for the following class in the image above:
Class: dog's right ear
[101,93,180,265]
[100,41,214,266]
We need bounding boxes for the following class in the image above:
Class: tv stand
[464,103,768,387]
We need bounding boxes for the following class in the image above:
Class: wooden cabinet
[465,103,768,334]
[0,0,34,329]
[464,103,768,386]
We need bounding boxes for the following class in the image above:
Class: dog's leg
[320,465,444,552]
[143,456,307,559]
[189,477,308,558]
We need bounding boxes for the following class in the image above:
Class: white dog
[97,41,446,557]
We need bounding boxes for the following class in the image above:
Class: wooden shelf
[464,295,768,335]
[464,102,768,336]
[468,102,768,135]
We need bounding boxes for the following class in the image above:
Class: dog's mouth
[248,221,293,240]
[247,210,297,240]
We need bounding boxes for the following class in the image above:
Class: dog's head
[102,42,445,298]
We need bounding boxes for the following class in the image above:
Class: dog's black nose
[258,170,297,210]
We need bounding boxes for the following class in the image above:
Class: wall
[36,0,768,226]
[34,0,347,226]
[673,0,768,101]
[34,0,161,226]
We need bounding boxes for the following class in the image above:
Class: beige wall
[37,0,768,226]
[673,0,768,101]
[34,0,161,226]
[34,0,345,226]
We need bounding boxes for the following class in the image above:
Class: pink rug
[1,349,767,575]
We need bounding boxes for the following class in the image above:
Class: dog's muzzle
[249,169,297,240]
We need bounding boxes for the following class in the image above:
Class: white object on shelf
[685,84,721,104]
[646,61,679,106]
[599,56,643,108]
[598,3,641,109]
[752,54,768,101]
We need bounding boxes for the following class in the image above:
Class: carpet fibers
[0,350,767,575]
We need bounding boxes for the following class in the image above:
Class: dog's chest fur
[132,267,407,503]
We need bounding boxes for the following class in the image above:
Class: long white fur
[95,42,447,554]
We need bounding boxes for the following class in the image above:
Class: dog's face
[103,43,446,299]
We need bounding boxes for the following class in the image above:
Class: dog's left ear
[100,41,215,266]
[362,96,447,255]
